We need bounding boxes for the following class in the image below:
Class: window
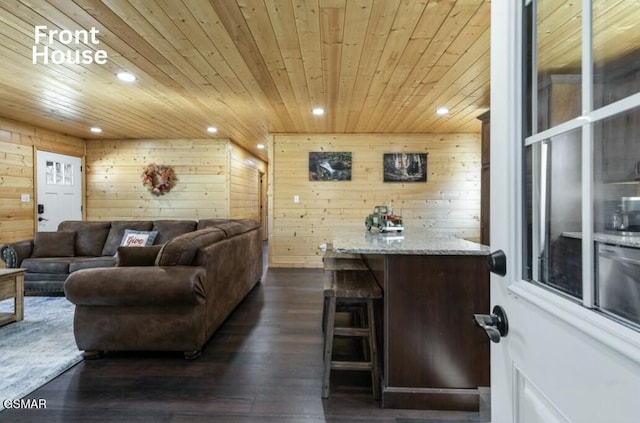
[523,0,640,330]
[45,160,74,186]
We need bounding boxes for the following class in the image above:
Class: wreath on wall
[141,163,177,196]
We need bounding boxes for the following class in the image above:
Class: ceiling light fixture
[436,107,450,116]
[116,71,136,82]
[90,127,102,133]
[312,107,325,116]
[207,126,218,133]
[257,144,265,149]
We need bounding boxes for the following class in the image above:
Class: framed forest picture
[309,152,352,181]
[383,153,427,182]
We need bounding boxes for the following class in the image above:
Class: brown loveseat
[0,219,207,295]
[64,218,262,359]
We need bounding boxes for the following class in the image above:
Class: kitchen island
[333,229,491,410]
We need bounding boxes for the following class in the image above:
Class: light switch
[21,194,30,203]
[293,195,300,204]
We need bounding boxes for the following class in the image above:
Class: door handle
[488,250,507,276]
[473,305,509,343]
[38,217,49,222]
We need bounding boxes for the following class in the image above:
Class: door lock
[488,250,507,276]
[473,305,509,343]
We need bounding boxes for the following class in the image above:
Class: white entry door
[36,151,82,231]
[490,1,640,422]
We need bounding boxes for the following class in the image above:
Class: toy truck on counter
[365,205,404,232]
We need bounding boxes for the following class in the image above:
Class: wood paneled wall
[269,133,481,267]
[86,139,230,220]
[230,144,267,221]
[85,139,266,223]
[0,117,84,246]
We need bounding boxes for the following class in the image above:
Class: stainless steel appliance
[597,243,640,327]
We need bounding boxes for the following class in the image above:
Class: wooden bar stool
[321,247,374,376]
[321,248,368,333]
[322,269,381,399]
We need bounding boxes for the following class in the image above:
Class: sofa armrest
[64,266,207,307]
[1,240,33,268]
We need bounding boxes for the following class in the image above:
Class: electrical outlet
[21,193,30,203]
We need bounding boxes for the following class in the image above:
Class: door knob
[488,250,507,276]
[473,305,509,343]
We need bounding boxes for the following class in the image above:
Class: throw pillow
[32,231,76,257]
[57,221,111,257]
[116,245,162,266]
[101,221,153,256]
[119,229,158,248]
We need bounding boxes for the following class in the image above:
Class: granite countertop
[563,232,640,248]
[332,228,490,255]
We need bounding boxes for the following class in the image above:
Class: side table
[0,268,26,327]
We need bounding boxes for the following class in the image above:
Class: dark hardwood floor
[1,267,490,423]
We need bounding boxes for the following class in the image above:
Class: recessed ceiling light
[436,107,450,116]
[312,107,325,116]
[116,72,136,82]
[207,126,218,133]
[257,144,265,149]
[90,127,102,133]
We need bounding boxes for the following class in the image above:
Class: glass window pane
[594,108,640,328]
[64,163,73,185]
[523,145,534,282]
[593,0,640,109]
[595,105,640,184]
[55,162,62,185]
[536,0,582,132]
[46,161,54,185]
[524,128,583,300]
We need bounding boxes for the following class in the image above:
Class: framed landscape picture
[383,153,427,182]
[309,152,352,181]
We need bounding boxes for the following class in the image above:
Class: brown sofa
[63,218,263,359]
[0,219,230,295]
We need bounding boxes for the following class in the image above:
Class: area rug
[0,296,82,410]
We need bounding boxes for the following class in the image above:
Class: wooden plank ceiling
[0,0,493,161]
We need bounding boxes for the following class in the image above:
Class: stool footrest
[334,327,370,337]
[330,360,373,371]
